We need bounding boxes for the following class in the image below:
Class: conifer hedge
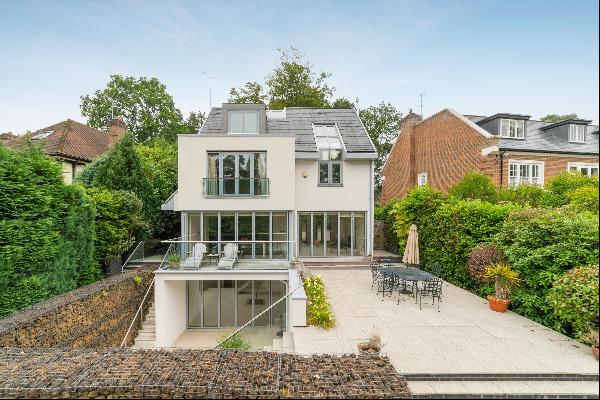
[0,145,99,317]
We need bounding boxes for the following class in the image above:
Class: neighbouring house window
[313,124,343,185]
[569,125,586,143]
[418,173,428,187]
[228,111,259,133]
[206,151,267,195]
[500,119,525,139]
[508,161,544,186]
[569,163,599,177]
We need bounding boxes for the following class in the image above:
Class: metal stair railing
[215,283,304,349]
[121,240,144,273]
[120,276,155,348]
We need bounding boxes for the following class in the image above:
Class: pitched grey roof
[464,114,599,155]
[200,107,376,153]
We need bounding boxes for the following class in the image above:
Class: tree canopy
[80,75,204,142]
[540,113,579,123]
[359,102,403,198]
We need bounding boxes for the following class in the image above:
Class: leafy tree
[230,47,334,109]
[80,75,194,142]
[185,111,205,134]
[449,171,498,203]
[228,81,267,104]
[331,97,358,109]
[540,113,579,123]
[359,102,403,198]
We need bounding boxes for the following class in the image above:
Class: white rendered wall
[176,135,296,211]
[154,278,187,347]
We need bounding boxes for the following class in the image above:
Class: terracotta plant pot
[592,345,599,361]
[358,342,380,356]
[487,295,510,313]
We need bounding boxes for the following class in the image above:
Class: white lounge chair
[217,243,238,270]
[181,243,207,270]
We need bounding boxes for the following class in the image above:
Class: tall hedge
[0,145,98,317]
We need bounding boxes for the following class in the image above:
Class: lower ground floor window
[187,280,287,328]
[298,211,366,257]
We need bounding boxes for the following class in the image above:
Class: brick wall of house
[381,127,411,204]
[502,153,599,186]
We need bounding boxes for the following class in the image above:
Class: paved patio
[293,268,599,375]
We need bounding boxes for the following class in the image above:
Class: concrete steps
[262,332,295,353]
[131,304,155,349]
[406,374,599,399]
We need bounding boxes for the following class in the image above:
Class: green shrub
[217,332,252,351]
[375,198,401,252]
[545,172,598,206]
[0,145,97,317]
[566,185,599,213]
[495,208,599,326]
[303,275,336,329]
[448,171,497,203]
[497,184,555,208]
[86,187,145,268]
[546,266,599,340]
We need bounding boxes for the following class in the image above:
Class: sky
[1,0,599,134]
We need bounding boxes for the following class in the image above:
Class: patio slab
[293,268,600,375]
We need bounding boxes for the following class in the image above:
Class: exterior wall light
[302,171,309,178]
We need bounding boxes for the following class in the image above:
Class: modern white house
[156,103,377,348]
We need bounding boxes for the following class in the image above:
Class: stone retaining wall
[0,268,154,348]
[0,348,411,399]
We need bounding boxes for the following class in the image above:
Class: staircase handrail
[120,276,155,347]
[121,240,145,273]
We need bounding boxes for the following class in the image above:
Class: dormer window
[228,110,259,133]
[569,124,586,143]
[500,119,525,139]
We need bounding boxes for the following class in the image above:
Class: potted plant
[584,327,599,361]
[484,264,520,313]
[168,254,181,269]
[358,332,383,356]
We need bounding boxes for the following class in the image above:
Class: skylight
[313,124,343,150]
[32,130,53,140]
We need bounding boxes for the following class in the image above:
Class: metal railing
[120,276,155,347]
[121,240,172,272]
[160,240,294,269]
[215,283,304,349]
[203,178,269,197]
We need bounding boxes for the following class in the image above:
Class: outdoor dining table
[378,266,435,297]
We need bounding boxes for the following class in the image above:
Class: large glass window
[569,163,599,177]
[228,111,259,133]
[188,281,201,327]
[569,125,586,143]
[237,280,253,326]
[354,213,366,256]
[272,213,289,259]
[203,213,218,255]
[254,281,270,326]
[326,213,338,257]
[206,152,267,196]
[299,213,311,257]
[238,213,253,259]
[313,213,325,256]
[314,124,343,186]
[271,281,286,327]
[220,280,236,326]
[339,213,352,256]
[298,212,366,257]
[255,213,270,259]
[202,281,218,327]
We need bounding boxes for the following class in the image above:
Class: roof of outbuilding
[464,114,599,155]
[199,107,376,153]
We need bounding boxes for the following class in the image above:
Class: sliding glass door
[297,211,366,257]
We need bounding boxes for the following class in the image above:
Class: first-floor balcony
[203,178,269,197]
[160,240,293,271]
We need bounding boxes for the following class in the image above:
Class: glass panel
[238,153,251,195]
[501,120,509,137]
[319,162,329,184]
[591,168,599,177]
[244,111,259,133]
[516,121,524,138]
[237,280,253,326]
[202,281,218,327]
[272,213,288,259]
[206,153,219,195]
[330,149,341,160]
[581,167,589,176]
[238,213,253,259]
[339,213,352,256]
[220,280,236,326]
[319,149,329,161]
[331,163,341,184]
[354,213,366,256]
[326,213,338,257]
[203,213,218,255]
[222,154,236,194]
[254,152,267,195]
[299,213,311,256]
[313,213,325,256]
[255,213,270,259]
[220,213,236,251]
[229,112,244,133]
[187,281,201,327]
[271,281,286,328]
[570,166,578,172]
[187,214,200,241]
[253,281,269,326]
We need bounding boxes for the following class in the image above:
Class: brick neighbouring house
[380,108,599,203]
[0,117,127,184]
